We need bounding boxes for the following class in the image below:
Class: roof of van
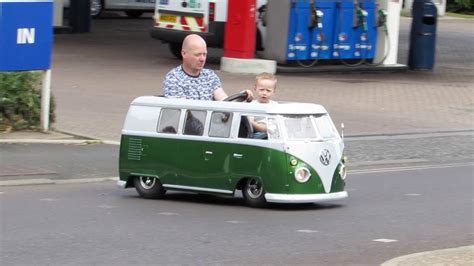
[131,96,328,115]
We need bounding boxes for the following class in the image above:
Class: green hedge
[447,0,474,14]
[0,71,55,132]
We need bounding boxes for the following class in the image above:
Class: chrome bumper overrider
[265,191,348,203]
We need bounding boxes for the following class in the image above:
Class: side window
[209,112,232,138]
[267,117,280,140]
[157,108,180,134]
[184,110,206,136]
[238,115,253,139]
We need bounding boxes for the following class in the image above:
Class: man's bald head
[182,34,207,52]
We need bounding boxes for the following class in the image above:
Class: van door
[176,110,207,188]
[229,115,266,180]
[201,111,234,190]
[177,110,234,193]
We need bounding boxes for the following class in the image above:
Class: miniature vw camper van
[118,94,347,207]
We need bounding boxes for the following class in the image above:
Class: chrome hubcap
[246,179,263,199]
[139,176,156,190]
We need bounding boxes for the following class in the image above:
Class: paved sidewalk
[50,17,474,142]
[0,130,79,141]
[381,245,474,266]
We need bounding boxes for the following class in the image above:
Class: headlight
[339,164,347,180]
[294,167,311,183]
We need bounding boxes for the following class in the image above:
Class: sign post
[0,0,54,131]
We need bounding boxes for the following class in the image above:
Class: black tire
[133,176,166,199]
[169,43,182,59]
[125,11,144,18]
[242,178,267,208]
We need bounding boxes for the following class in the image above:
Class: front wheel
[242,178,267,208]
[134,176,166,199]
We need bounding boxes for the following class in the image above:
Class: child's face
[254,79,276,103]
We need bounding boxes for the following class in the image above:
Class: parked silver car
[63,0,155,18]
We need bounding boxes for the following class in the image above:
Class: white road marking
[97,205,117,209]
[405,193,422,196]
[373,239,398,243]
[226,220,246,224]
[297,229,319,233]
[158,212,180,216]
[40,198,58,201]
[349,162,473,175]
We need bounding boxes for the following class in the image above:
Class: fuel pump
[340,0,369,66]
[297,1,322,67]
[258,4,267,27]
[365,5,390,65]
[303,0,337,67]
[354,2,368,31]
[333,0,377,67]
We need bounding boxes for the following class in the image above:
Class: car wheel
[169,43,182,59]
[134,176,166,199]
[125,11,144,18]
[90,0,103,18]
[242,178,267,208]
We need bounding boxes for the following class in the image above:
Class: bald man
[162,34,252,101]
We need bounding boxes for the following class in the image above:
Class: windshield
[281,114,338,140]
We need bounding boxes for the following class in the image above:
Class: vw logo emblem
[319,149,331,166]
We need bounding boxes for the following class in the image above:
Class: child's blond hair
[255,72,277,90]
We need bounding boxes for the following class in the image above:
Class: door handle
[233,153,243,159]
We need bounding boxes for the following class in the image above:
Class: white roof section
[131,96,328,115]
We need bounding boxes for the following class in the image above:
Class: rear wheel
[242,178,267,208]
[169,43,182,59]
[125,11,144,18]
[134,176,166,199]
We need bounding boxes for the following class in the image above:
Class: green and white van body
[118,96,347,205]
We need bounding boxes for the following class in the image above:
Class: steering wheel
[224,91,248,102]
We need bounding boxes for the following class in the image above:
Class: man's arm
[213,88,228,101]
[214,88,255,101]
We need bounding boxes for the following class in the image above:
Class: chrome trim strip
[163,184,233,194]
[265,191,348,203]
[117,180,127,189]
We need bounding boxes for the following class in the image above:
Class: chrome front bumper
[265,191,348,203]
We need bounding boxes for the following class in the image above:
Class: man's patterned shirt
[162,66,221,100]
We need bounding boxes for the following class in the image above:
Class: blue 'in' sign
[0,0,53,71]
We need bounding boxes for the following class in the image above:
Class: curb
[0,177,119,187]
[0,139,120,145]
[381,245,474,266]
